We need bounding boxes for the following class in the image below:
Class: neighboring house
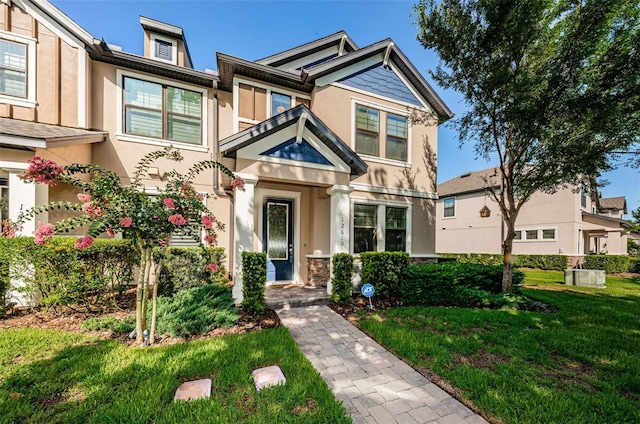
[436,168,632,257]
[1,0,453,303]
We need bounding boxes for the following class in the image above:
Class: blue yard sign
[361,283,375,309]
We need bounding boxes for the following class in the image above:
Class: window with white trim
[514,228,557,241]
[0,31,35,106]
[123,76,202,145]
[353,203,408,253]
[443,197,455,218]
[150,34,177,65]
[354,103,409,162]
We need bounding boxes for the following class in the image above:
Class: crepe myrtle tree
[415,0,640,291]
[13,147,244,345]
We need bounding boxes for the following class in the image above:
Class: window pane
[542,229,555,239]
[354,204,377,253]
[0,68,26,97]
[124,77,162,110]
[386,136,407,161]
[526,230,538,240]
[167,87,201,117]
[0,40,26,70]
[385,207,406,252]
[168,114,201,144]
[356,106,379,132]
[272,92,291,116]
[443,198,455,217]
[355,131,379,156]
[125,107,162,138]
[267,203,288,259]
[387,114,407,138]
[513,231,522,240]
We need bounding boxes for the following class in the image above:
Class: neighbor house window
[443,198,455,218]
[386,114,408,161]
[0,39,27,98]
[385,207,406,252]
[525,230,538,240]
[513,231,522,240]
[271,92,291,116]
[542,229,556,239]
[581,184,588,208]
[124,76,202,144]
[354,204,377,253]
[355,105,380,156]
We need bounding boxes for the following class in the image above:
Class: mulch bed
[0,290,280,346]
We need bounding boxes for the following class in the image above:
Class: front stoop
[266,284,330,309]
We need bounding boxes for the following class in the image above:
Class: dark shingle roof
[598,196,627,212]
[0,118,106,149]
[437,168,500,197]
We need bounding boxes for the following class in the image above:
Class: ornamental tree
[14,148,243,345]
[415,0,640,291]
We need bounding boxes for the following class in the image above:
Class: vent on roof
[155,39,173,61]
[460,172,472,178]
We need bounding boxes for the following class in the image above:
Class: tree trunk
[135,245,146,346]
[149,257,163,345]
[502,217,516,292]
[141,248,151,332]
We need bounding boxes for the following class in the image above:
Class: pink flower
[230,176,245,191]
[204,233,217,246]
[205,262,219,273]
[34,222,54,245]
[82,202,104,218]
[0,220,20,238]
[163,198,175,208]
[19,156,65,187]
[196,193,204,202]
[75,235,94,250]
[168,214,187,226]
[120,217,133,228]
[77,193,92,202]
[201,215,215,229]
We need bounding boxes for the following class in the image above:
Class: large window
[443,198,455,218]
[355,105,380,156]
[354,103,409,162]
[124,76,202,145]
[386,114,408,161]
[353,203,408,253]
[0,39,27,98]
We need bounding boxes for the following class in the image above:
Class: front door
[264,198,294,281]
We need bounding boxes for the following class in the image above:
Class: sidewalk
[276,305,488,424]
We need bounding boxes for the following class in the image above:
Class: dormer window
[150,34,177,65]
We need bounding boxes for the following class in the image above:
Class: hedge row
[360,252,410,297]
[153,247,227,297]
[583,255,632,274]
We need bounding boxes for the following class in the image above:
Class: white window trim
[351,97,412,166]
[350,197,412,255]
[232,76,310,133]
[150,33,178,65]
[0,30,36,108]
[116,69,208,152]
[442,197,456,219]
[514,227,558,242]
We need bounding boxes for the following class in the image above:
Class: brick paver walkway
[277,305,488,424]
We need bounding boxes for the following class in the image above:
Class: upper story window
[235,78,310,132]
[443,198,455,218]
[353,202,410,254]
[0,39,26,98]
[123,76,202,145]
[353,101,410,163]
[581,184,588,208]
[150,34,177,65]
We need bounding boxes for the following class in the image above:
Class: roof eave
[217,52,308,92]
[256,31,359,67]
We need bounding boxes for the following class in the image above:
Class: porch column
[326,185,354,295]
[233,174,258,304]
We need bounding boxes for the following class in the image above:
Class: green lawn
[356,270,640,424]
[0,327,350,424]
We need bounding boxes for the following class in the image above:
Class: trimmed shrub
[360,252,410,297]
[629,257,640,273]
[400,262,523,308]
[583,255,631,274]
[514,254,568,270]
[155,284,239,337]
[82,316,135,334]
[331,253,354,304]
[241,252,267,315]
[437,253,504,266]
[154,247,227,296]
[0,236,137,310]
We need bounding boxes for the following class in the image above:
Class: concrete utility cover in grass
[174,379,212,401]
[253,366,286,391]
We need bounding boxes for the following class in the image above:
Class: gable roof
[256,31,358,67]
[598,196,627,213]
[217,33,453,122]
[219,104,367,176]
[438,168,500,197]
[139,16,194,68]
[0,118,107,149]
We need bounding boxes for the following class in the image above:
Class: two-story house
[1,0,453,303]
[436,168,632,258]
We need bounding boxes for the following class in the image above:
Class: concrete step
[265,285,330,310]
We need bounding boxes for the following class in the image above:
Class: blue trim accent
[338,64,422,106]
[261,137,333,166]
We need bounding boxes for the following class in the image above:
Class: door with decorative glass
[264,199,294,281]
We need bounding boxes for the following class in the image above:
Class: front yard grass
[356,270,640,424]
[0,327,350,424]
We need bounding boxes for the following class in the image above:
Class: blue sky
[52,0,639,217]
